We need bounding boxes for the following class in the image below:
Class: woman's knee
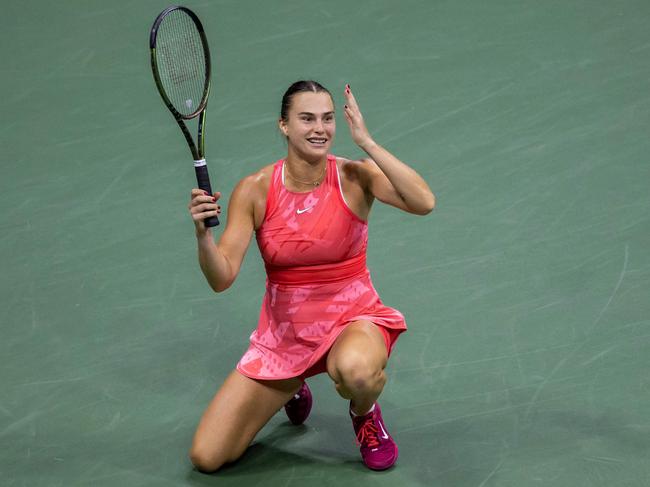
[333,352,386,393]
[189,447,223,473]
[189,442,240,473]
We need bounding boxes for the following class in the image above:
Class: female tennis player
[187,80,434,472]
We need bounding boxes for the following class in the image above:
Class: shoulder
[335,155,376,187]
[232,163,275,199]
[336,155,377,173]
[229,163,275,227]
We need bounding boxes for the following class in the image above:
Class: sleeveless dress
[236,154,407,380]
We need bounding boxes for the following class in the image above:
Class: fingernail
[344,104,348,109]
[212,197,216,201]
[203,191,209,195]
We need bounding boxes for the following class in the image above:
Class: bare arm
[342,85,435,215]
[189,177,257,292]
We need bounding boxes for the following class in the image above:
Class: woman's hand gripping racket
[150,6,219,227]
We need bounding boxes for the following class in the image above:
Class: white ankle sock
[350,403,375,417]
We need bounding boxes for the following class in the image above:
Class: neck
[284,150,328,188]
[286,146,328,166]
[285,149,327,175]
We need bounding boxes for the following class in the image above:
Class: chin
[302,145,331,160]
[316,141,333,152]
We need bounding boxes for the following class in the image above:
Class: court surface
[1,1,649,485]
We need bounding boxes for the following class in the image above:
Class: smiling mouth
[307,137,327,146]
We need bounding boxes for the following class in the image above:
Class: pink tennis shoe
[350,403,398,470]
[284,382,313,425]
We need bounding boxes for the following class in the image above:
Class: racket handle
[194,160,220,227]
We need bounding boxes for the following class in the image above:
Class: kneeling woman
[187,80,435,472]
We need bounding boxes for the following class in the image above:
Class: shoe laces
[355,415,381,449]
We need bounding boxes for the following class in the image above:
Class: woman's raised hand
[189,189,222,235]
[343,84,376,151]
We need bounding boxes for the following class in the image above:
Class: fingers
[189,189,222,224]
[343,83,360,112]
[191,189,221,201]
[343,84,363,125]
[192,202,222,213]
[343,106,353,125]
[190,205,222,224]
[190,190,221,206]
[191,208,221,224]
[342,84,374,149]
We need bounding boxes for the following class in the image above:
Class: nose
[313,118,324,133]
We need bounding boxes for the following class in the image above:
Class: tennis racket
[150,5,219,227]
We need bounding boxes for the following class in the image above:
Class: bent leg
[326,321,389,415]
[190,370,302,473]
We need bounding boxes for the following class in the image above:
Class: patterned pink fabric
[236,155,406,380]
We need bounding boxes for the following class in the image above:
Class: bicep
[365,160,411,212]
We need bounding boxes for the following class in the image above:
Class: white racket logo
[185,99,193,109]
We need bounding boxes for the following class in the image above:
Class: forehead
[289,91,334,113]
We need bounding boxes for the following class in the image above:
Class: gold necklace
[285,161,327,186]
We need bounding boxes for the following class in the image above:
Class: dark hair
[280,80,332,121]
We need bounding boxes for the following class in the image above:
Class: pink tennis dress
[236,155,406,380]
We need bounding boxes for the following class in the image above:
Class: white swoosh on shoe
[378,421,389,439]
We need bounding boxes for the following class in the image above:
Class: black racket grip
[194,162,220,227]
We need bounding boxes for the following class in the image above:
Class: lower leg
[326,322,398,470]
[335,368,386,415]
[326,321,389,414]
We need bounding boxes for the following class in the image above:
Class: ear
[278,118,289,137]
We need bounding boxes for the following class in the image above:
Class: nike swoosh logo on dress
[296,207,313,214]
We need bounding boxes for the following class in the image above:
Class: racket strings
[155,10,207,117]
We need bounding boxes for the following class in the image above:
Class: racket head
[150,6,211,120]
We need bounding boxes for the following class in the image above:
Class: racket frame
[150,5,219,226]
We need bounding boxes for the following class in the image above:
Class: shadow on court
[184,419,373,485]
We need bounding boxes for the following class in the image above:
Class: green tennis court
[2,0,649,485]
